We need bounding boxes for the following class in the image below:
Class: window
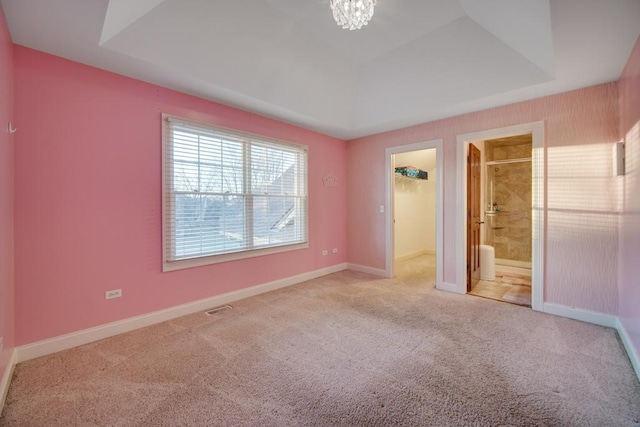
[162,115,308,271]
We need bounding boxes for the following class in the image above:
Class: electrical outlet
[332,248,338,253]
[105,289,122,300]
[322,250,328,256]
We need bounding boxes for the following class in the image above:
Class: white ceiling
[2,0,639,139]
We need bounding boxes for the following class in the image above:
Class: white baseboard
[0,349,17,410]
[494,265,532,277]
[493,302,639,381]
[437,281,465,294]
[495,258,532,269]
[347,263,387,277]
[542,303,618,328]
[616,318,640,382]
[16,263,347,363]
[394,250,435,262]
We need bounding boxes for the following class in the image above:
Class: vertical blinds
[163,116,308,263]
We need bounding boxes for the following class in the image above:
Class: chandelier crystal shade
[330,0,376,31]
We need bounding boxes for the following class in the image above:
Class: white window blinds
[162,115,308,271]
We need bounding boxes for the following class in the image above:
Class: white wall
[394,150,436,259]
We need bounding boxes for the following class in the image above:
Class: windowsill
[163,242,309,272]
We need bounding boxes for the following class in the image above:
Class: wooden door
[467,143,481,291]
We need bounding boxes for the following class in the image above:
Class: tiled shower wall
[485,137,532,264]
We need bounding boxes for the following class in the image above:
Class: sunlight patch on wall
[618,119,640,340]
[546,143,619,314]
[547,143,618,212]
[624,121,640,217]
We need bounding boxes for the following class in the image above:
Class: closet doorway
[385,140,443,289]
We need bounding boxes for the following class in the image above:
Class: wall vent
[205,305,233,316]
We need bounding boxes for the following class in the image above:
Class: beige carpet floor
[2,266,639,426]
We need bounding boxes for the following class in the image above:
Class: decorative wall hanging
[323,171,338,187]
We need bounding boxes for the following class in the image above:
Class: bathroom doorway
[456,123,545,311]
[385,140,443,289]
[469,135,533,306]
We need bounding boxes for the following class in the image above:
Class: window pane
[218,140,243,194]
[172,131,199,163]
[174,194,246,258]
[222,165,243,194]
[219,194,246,251]
[173,161,199,192]
[253,195,301,247]
[199,135,222,166]
[251,145,298,195]
[199,164,222,193]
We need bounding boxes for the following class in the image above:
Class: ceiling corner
[459,0,555,78]
[100,0,168,45]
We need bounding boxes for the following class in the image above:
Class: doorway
[393,149,436,281]
[468,135,533,306]
[456,123,545,311]
[385,140,443,289]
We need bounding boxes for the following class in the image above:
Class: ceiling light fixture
[330,0,376,31]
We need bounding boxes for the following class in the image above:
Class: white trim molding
[16,263,347,363]
[437,282,465,294]
[395,250,436,262]
[456,122,545,309]
[542,303,617,328]
[616,318,640,382]
[542,303,639,380]
[385,139,444,289]
[347,263,387,277]
[0,350,17,410]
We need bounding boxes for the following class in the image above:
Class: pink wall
[618,36,640,357]
[348,83,620,314]
[13,47,347,345]
[0,6,14,377]
[8,36,636,346]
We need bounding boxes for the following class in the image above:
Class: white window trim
[162,114,309,272]
[162,242,310,272]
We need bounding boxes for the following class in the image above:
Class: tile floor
[469,268,532,306]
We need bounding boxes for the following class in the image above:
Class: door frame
[385,139,443,289]
[455,122,545,311]
[467,143,482,292]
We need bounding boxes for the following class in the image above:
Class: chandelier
[330,0,376,31]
